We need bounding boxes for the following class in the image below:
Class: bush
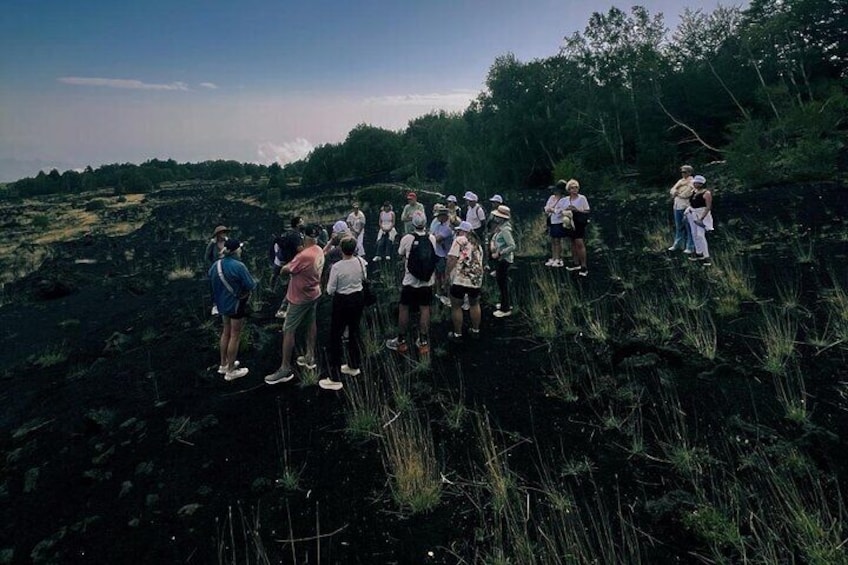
[85,199,107,211]
[31,214,50,229]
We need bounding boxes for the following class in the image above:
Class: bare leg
[419,306,431,340]
[469,301,481,330]
[306,319,317,362]
[450,297,463,333]
[573,238,587,268]
[219,317,232,367]
[226,317,245,367]
[397,304,410,337]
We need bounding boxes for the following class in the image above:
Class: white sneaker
[544,258,555,266]
[372,256,381,262]
[318,378,343,391]
[493,309,512,318]
[217,360,240,374]
[683,249,694,255]
[384,256,391,261]
[667,246,678,252]
[341,364,361,376]
[296,356,317,370]
[565,264,581,271]
[552,260,564,268]
[224,367,249,381]
[211,305,219,315]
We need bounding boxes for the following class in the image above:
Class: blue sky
[0,0,736,181]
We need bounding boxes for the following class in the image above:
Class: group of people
[205,189,520,390]
[543,179,591,275]
[668,165,714,265]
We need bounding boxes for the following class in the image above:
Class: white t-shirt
[327,256,368,296]
[447,235,483,288]
[549,197,570,225]
[566,194,590,212]
[398,232,437,287]
[465,204,486,229]
[346,211,366,236]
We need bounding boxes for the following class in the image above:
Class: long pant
[496,259,511,312]
[687,209,709,258]
[375,232,393,258]
[354,231,365,257]
[328,291,365,378]
[672,208,694,251]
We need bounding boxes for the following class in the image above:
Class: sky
[0,0,738,182]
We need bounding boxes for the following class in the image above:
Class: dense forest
[6,0,846,198]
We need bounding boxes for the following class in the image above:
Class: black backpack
[406,234,437,281]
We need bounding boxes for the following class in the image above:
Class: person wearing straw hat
[205,225,230,315]
[208,239,255,381]
[489,206,516,318]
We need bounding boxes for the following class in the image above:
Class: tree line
[8,0,846,198]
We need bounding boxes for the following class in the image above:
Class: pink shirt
[286,245,325,305]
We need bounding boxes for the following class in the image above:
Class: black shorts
[565,223,587,239]
[227,297,250,320]
[450,284,481,301]
[549,223,567,238]
[400,285,433,307]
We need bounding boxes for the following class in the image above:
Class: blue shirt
[208,256,256,316]
[429,219,454,258]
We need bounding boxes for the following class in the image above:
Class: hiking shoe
[296,356,317,370]
[683,249,694,255]
[385,256,391,261]
[341,364,361,376]
[688,254,703,262]
[211,305,219,315]
[265,367,295,385]
[447,331,463,342]
[416,338,430,355]
[552,260,564,268]
[667,245,678,252]
[578,269,589,277]
[565,264,581,271]
[493,309,512,318]
[224,367,249,381]
[385,337,408,353]
[372,256,381,262]
[275,308,287,319]
[469,328,480,339]
[544,258,556,266]
[217,360,240,375]
[318,378,343,391]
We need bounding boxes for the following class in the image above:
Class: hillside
[1,177,847,564]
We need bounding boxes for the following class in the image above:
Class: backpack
[406,233,437,281]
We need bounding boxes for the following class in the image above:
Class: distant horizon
[1,0,741,183]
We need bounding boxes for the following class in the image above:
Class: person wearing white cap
[209,239,255,381]
[490,206,516,318]
[430,204,454,304]
[684,175,713,266]
[464,191,487,246]
[446,221,484,340]
[386,212,438,356]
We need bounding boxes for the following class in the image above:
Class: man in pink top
[265,225,326,385]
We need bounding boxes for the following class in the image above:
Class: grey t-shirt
[327,256,368,296]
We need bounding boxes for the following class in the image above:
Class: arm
[701,191,712,220]
[326,264,338,296]
[499,230,516,257]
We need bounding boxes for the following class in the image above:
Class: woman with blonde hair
[562,179,591,276]
[668,164,695,253]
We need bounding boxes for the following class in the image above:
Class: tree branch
[655,96,724,154]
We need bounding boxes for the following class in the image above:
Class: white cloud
[364,90,476,108]
[57,77,189,91]
[257,138,314,166]
[199,82,219,90]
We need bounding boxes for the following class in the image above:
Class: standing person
[490,206,516,318]
[544,182,568,267]
[562,179,591,277]
[265,225,326,385]
[374,201,396,261]
[205,225,229,265]
[446,221,484,340]
[209,239,255,381]
[205,225,229,315]
[346,201,367,257]
[401,191,425,234]
[685,175,714,266]
[430,204,454,305]
[319,237,367,391]
[463,191,487,244]
[445,195,462,227]
[669,165,696,253]
[273,216,305,319]
[385,212,437,355]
